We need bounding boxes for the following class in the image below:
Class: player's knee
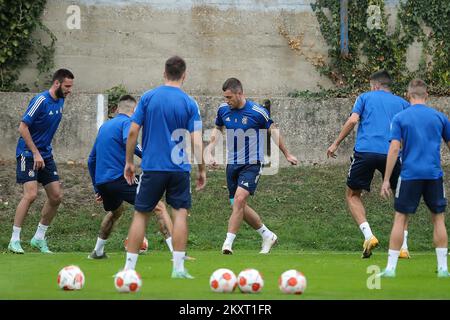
[233,193,247,207]
[154,201,167,214]
[23,190,38,203]
[49,192,63,205]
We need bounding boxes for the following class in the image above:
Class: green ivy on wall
[0,0,56,91]
[290,0,449,98]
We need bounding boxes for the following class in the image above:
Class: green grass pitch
[1,250,450,300]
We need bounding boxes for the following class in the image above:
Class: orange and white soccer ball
[237,268,264,293]
[57,265,85,290]
[124,236,148,254]
[279,269,307,294]
[209,268,237,293]
[114,269,142,293]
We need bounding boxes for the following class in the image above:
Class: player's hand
[33,151,45,170]
[206,151,218,168]
[380,181,392,199]
[95,193,103,203]
[196,169,206,191]
[286,153,298,165]
[124,162,136,185]
[327,143,338,159]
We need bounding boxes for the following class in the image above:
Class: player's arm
[380,139,401,199]
[124,122,141,185]
[206,125,224,166]
[18,121,44,170]
[191,130,206,191]
[87,142,102,202]
[327,113,360,158]
[268,123,298,165]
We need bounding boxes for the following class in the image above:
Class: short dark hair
[52,68,74,83]
[369,69,392,87]
[407,79,428,99]
[119,94,136,104]
[165,56,186,81]
[222,78,243,93]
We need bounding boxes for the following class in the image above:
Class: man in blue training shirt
[379,79,450,278]
[9,69,74,254]
[123,56,206,279]
[87,95,180,260]
[207,78,298,255]
[327,70,410,259]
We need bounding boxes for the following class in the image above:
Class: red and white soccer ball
[124,236,148,254]
[209,268,238,293]
[279,269,307,294]
[114,269,142,293]
[237,268,264,293]
[57,265,85,290]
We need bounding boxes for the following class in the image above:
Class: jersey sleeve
[187,99,202,133]
[253,104,273,129]
[21,95,46,126]
[389,115,402,142]
[122,120,143,158]
[215,107,224,127]
[351,95,364,115]
[441,114,450,142]
[87,140,99,193]
[131,96,145,126]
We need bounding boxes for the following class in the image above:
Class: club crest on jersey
[28,170,35,178]
[242,116,248,125]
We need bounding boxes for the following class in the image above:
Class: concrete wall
[2,92,450,167]
[19,0,332,95]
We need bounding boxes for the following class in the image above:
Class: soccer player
[87,95,177,259]
[327,70,410,259]
[9,69,74,254]
[207,78,298,255]
[123,56,206,279]
[378,79,450,278]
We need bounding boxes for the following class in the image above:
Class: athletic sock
[124,252,139,270]
[173,251,186,272]
[359,222,373,241]
[401,230,409,250]
[34,223,48,241]
[436,248,448,271]
[386,249,400,271]
[11,226,21,242]
[256,224,274,239]
[165,237,174,252]
[94,237,107,255]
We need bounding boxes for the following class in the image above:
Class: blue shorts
[347,152,401,192]
[97,176,137,211]
[134,171,191,212]
[226,163,262,199]
[394,178,447,214]
[16,155,59,186]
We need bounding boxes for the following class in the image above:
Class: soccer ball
[124,236,148,254]
[209,268,237,293]
[237,269,264,293]
[114,269,142,293]
[278,269,307,294]
[57,265,85,290]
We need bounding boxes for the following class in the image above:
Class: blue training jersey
[352,90,409,155]
[87,113,143,192]
[215,99,273,164]
[16,91,65,159]
[390,104,450,180]
[131,85,202,172]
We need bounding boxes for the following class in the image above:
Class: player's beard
[55,86,65,98]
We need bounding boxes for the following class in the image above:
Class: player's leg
[382,156,410,258]
[154,201,174,251]
[346,152,378,258]
[9,181,38,254]
[124,210,150,270]
[9,156,39,253]
[89,206,124,259]
[124,172,166,271]
[166,171,193,278]
[423,178,449,277]
[222,164,240,254]
[379,180,421,277]
[30,158,61,253]
[378,212,408,277]
[222,187,249,255]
